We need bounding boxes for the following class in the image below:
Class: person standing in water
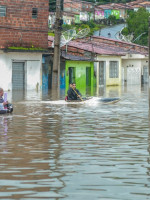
[0,88,8,107]
[0,87,13,113]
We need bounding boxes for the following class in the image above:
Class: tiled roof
[97,5,113,10]
[48,35,148,57]
[61,51,93,61]
[91,36,148,55]
[97,3,131,10]
[67,40,126,55]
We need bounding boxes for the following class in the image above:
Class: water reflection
[0,116,8,153]
[0,85,149,199]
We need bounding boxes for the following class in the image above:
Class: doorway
[12,62,25,90]
[69,67,76,84]
[99,61,106,86]
[86,67,91,93]
[143,66,148,84]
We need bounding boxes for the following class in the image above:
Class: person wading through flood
[67,83,82,100]
[0,87,13,113]
[0,88,8,107]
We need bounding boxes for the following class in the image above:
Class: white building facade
[0,51,42,91]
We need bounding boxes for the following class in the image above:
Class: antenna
[52,29,76,47]
[51,28,90,48]
[73,28,90,39]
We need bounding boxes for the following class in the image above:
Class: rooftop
[48,35,148,59]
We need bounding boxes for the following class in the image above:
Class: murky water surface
[0,85,149,200]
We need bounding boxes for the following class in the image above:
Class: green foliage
[62,21,102,37]
[49,0,63,12]
[86,20,96,29]
[49,0,56,12]
[108,15,117,24]
[62,24,74,31]
[121,27,129,36]
[8,46,45,51]
[122,7,150,46]
[48,32,55,36]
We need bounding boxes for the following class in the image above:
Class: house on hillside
[49,12,56,28]
[140,2,150,12]
[95,8,104,21]
[96,3,129,20]
[63,0,94,24]
[0,0,49,92]
[126,0,150,12]
[63,12,75,25]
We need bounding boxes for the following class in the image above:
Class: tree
[49,0,63,12]
[122,8,150,46]
[49,0,56,12]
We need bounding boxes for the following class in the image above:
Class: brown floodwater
[0,85,149,200]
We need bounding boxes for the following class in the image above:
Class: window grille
[32,8,38,19]
[109,61,119,78]
[0,6,6,17]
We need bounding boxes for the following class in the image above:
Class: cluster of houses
[0,0,149,96]
[49,0,150,27]
[48,35,148,95]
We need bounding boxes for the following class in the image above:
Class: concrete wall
[63,15,74,25]
[97,55,122,86]
[95,10,104,20]
[122,56,148,85]
[65,60,94,96]
[0,51,42,91]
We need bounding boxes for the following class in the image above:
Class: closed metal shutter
[99,61,106,86]
[143,66,148,84]
[127,67,141,85]
[12,62,25,90]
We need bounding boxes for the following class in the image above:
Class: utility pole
[52,0,62,90]
[148,17,150,111]
[93,0,96,22]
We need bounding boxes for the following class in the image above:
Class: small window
[109,61,119,78]
[32,8,38,19]
[0,6,6,17]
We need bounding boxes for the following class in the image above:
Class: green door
[65,61,94,96]
[86,67,91,94]
[75,67,86,95]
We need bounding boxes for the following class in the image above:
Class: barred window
[0,6,6,17]
[109,61,119,78]
[32,8,38,19]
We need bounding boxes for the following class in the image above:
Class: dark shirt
[67,87,81,100]
[0,96,4,103]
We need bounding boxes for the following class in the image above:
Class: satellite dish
[73,28,90,39]
[52,29,76,47]
[51,28,90,48]
[60,29,76,47]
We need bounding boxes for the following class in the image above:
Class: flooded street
[0,85,149,200]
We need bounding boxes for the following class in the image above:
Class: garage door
[127,67,141,85]
[143,66,148,84]
[12,62,25,90]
